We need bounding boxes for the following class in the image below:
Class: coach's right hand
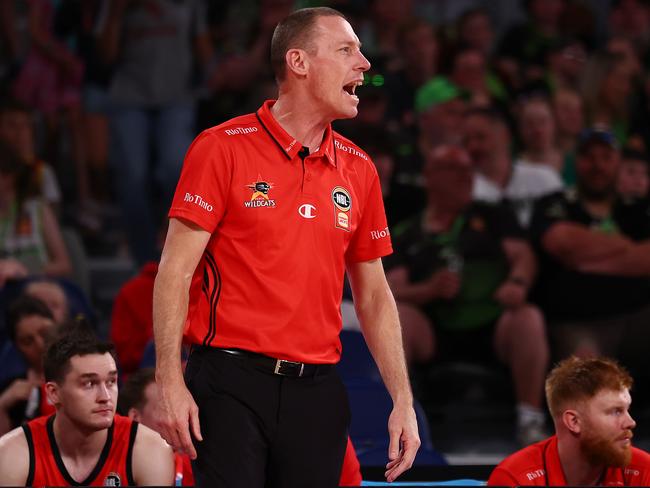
[158,377,203,459]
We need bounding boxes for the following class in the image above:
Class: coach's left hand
[385,401,420,482]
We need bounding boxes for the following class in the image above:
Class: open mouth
[343,81,361,101]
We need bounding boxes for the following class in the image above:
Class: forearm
[355,283,412,406]
[503,239,536,288]
[543,223,633,267]
[577,242,650,276]
[153,264,192,385]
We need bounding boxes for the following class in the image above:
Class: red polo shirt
[488,435,650,486]
[169,100,392,363]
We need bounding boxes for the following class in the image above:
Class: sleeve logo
[184,193,214,212]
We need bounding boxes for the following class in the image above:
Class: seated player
[0,326,174,486]
[488,356,650,486]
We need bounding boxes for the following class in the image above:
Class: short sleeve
[168,131,232,233]
[493,202,525,240]
[529,192,567,245]
[345,167,392,264]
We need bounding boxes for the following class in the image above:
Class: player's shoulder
[133,422,172,456]
[332,131,373,165]
[0,427,30,483]
[0,426,29,452]
[198,112,262,143]
[630,446,650,467]
[493,438,548,482]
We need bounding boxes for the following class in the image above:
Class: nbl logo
[331,188,351,211]
[104,473,121,486]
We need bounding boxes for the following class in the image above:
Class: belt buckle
[274,359,305,377]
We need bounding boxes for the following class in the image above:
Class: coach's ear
[45,382,61,408]
[285,48,309,78]
[562,409,581,435]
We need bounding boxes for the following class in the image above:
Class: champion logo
[299,204,317,219]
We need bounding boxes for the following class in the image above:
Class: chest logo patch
[299,204,317,219]
[332,186,352,231]
[244,177,276,208]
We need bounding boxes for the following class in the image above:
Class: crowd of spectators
[0,0,650,451]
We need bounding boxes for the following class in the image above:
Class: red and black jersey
[488,435,650,486]
[23,414,138,487]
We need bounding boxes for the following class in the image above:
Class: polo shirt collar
[256,100,337,167]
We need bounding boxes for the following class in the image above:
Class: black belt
[201,347,334,378]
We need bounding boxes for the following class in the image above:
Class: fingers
[190,403,203,441]
[387,426,400,461]
[384,437,420,482]
[178,420,198,460]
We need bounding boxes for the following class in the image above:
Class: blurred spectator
[8,0,86,208]
[530,128,650,362]
[463,107,562,227]
[0,141,71,286]
[97,0,213,265]
[455,8,496,58]
[416,77,468,152]
[606,36,643,80]
[450,47,507,107]
[552,87,584,185]
[0,295,56,435]
[608,0,650,50]
[357,0,415,68]
[581,52,635,147]
[545,38,588,92]
[118,367,194,486]
[384,18,439,129]
[497,0,567,86]
[617,148,649,200]
[110,261,158,377]
[24,278,69,324]
[386,145,548,446]
[516,95,565,175]
[0,99,62,212]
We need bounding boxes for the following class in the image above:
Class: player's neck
[558,437,605,486]
[271,93,329,152]
[53,413,109,460]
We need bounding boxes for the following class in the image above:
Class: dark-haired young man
[488,356,650,486]
[154,6,419,488]
[0,328,174,486]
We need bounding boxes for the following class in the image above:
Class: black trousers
[185,347,350,488]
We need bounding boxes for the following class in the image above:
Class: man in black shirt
[386,145,549,445]
[530,128,650,361]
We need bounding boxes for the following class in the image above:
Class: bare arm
[41,203,72,277]
[494,238,538,308]
[502,238,537,286]
[347,259,420,482]
[542,223,650,276]
[132,424,175,486]
[542,222,633,266]
[153,218,211,458]
[0,428,29,486]
[386,266,460,304]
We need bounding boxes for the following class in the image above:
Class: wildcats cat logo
[244,177,276,208]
